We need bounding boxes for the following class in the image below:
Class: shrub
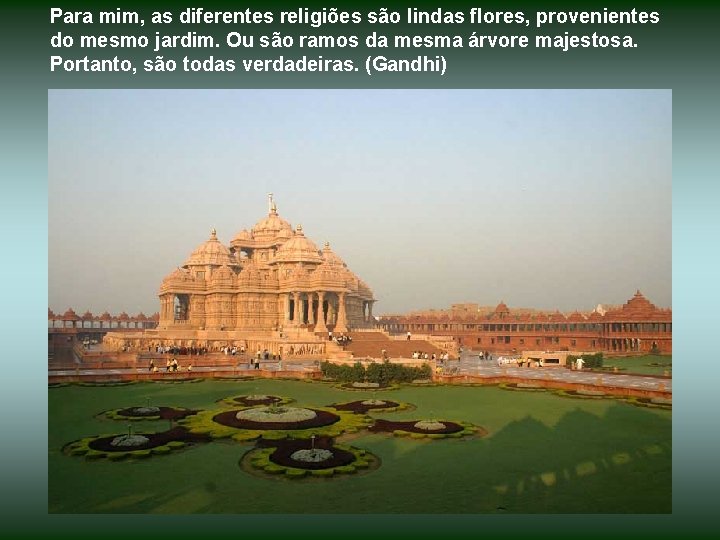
[320,360,432,384]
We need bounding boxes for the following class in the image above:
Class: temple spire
[268,192,277,215]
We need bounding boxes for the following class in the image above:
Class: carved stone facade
[157,194,375,334]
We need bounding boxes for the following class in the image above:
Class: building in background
[378,290,671,355]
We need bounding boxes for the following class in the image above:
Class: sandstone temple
[102,195,376,355]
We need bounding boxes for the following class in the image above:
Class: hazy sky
[48,89,671,316]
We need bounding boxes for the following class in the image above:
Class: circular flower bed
[111,434,149,447]
[414,420,446,431]
[219,394,294,408]
[235,406,318,423]
[64,427,210,460]
[330,399,412,414]
[243,436,379,478]
[103,406,198,422]
[499,382,548,392]
[291,448,333,463]
[178,405,371,442]
[369,418,479,439]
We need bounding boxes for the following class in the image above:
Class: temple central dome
[251,194,292,240]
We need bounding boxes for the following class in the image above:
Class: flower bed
[103,406,198,422]
[178,404,371,442]
[368,418,479,439]
[329,399,411,414]
[64,427,210,460]
[243,436,378,478]
[214,407,336,430]
[337,382,400,392]
[219,394,294,408]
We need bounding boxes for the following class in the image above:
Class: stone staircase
[343,331,444,360]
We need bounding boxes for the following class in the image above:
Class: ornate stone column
[335,292,349,333]
[368,301,374,321]
[314,291,328,333]
[285,293,292,322]
[308,293,315,325]
[293,292,301,323]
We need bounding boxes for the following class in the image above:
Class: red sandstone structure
[48,308,159,330]
[378,291,671,355]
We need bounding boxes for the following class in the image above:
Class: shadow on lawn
[473,402,671,513]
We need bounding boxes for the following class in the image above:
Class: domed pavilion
[103,195,376,355]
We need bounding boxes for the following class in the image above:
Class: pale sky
[48,89,671,316]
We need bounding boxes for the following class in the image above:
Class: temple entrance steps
[325,340,353,360]
[343,331,444,360]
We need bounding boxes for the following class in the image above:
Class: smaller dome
[183,229,236,268]
[273,225,323,264]
[231,228,253,243]
[163,267,192,282]
[321,242,347,267]
[81,310,94,320]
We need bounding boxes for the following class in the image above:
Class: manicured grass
[49,378,671,513]
[602,355,672,376]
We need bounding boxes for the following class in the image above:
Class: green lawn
[49,378,671,513]
[601,355,672,376]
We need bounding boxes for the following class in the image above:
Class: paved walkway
[453,353,671,392]
[49,354,671,393]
